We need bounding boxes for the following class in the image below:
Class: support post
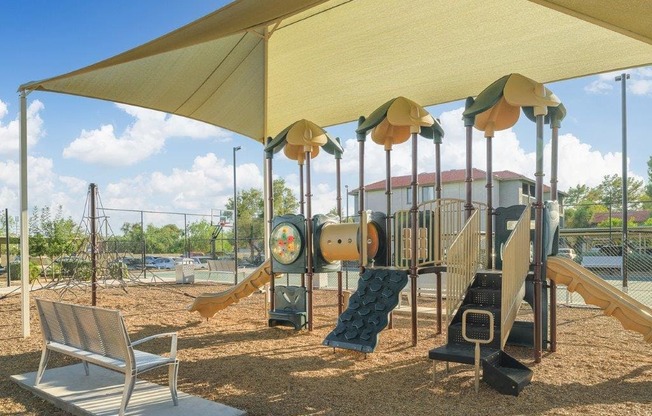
[386,146,394,329]
[335,146,344,315]
[549,115,560,353]
[90,184,98,306]
[533,113,545,363]
[299,163,305,288]
[486,136,493,269]
[5,208,9,287]
[305,152,314,331]
[410,132,419,347]
[435,138,443,335]
[19,90,30,337]
[357,117,366,274]
[233,146,241,284]
[464,98,476,221]
[265,137,275,312]
[616,73,630,292]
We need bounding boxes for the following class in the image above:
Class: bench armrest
[132,332,178,359]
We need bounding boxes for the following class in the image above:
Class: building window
[406,187,412,204]
[421,186,434,202]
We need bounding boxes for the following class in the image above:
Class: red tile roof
[590,210,650,224]
[360,169,554,192]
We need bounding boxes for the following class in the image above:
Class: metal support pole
[410,132,419,347]
[305,152,314,331]
[486,136,493,269]
[184,214,188,257]
[550,120,560,353]
[335,151,344,315]
[19,90,30,337]
[385,147,394,329]
[464,97,476,220]
[5,208,10,287]
[299,163,305,288]
[141,211,146,280]
[357,117,366,274]
[533,114,545,363]
[435,140,443,334]
[266,138,275,312]
[90,184,98,306]
[616,73,630,291]
[233,152,239,284]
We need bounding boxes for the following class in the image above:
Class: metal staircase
[429,205,534,395]
[429,271,533,396]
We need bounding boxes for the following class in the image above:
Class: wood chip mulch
[1,281,650,415]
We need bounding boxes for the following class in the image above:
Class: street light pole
[615,73,629,292]
[345,185,349,222]
[233,146,241,284]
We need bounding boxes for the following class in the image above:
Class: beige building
[350,168,564,216]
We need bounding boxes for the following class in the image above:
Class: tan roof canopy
[20,0,652,141]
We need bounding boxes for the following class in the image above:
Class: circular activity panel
[270,222,303,265]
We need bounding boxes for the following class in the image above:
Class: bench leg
[169,361,179,406]
[119,373,136,416]
[35,349,50,385]
[82,360,89,376]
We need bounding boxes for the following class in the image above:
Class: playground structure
[190,73,652,395]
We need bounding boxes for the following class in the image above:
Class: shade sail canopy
[20,0,652,141]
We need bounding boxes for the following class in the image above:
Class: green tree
[646,156,652,198]
[596,174,645,210]
[29,206,81,258]
[226,178,298,260]
[186,219,213,254]
[145,224,183,254]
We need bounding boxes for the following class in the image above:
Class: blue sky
[1,1,651,230]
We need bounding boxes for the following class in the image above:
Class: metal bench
[207,259,236,280]
[35,298,179,416]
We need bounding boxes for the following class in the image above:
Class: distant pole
[5,208,10,287]
[345,185,349,221]
[90,183,98,306]
[616,73,629,291]
[233,146,241,284]
[184,214,188,257]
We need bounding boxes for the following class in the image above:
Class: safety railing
[446,210,481,325]
[394,198,486,268]
[500,205,531,348]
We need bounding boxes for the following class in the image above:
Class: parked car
[557,248,577,260]
[598,245,632,256]
[151,257,176,270]
[144,256,160,269]
[191,256,211,269]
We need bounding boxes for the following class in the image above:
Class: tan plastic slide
[188,259,279,319]
[547,256,652,343]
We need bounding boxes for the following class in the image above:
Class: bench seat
[35,298,179,416]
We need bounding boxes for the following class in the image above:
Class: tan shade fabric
[20,0,652,142]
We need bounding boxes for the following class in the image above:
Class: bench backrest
[208,259,235,272]
[35,298,131,363]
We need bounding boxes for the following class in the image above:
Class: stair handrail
[394,198,486,268]
[446,209,481,325]
[500,205,532,349]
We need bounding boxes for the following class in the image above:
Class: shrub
[9,262,41,284]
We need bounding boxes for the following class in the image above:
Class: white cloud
[629,79,652,96]
[101,152,263,221]
[584,80,613,94]
[62,104,230,166]
[584,66,652,96]
[0,156,88,220]
[0,99,46,154]
[316,106,640,197]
